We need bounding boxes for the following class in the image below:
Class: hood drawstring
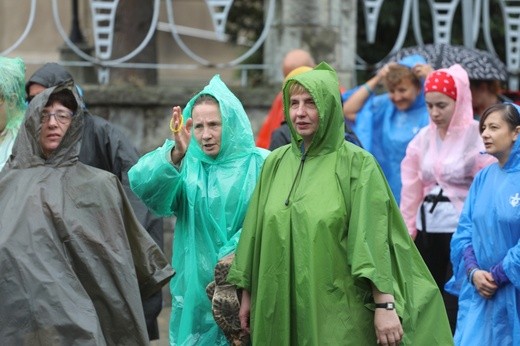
[284,144,307,206]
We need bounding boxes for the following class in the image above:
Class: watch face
[387,302,395,310]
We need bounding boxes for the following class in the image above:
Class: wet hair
[193,94,219,108]
[470,79,503,95]
[45,89,78,113]
[479,103,520,134]
[288,82,308,96]
[384,64,422,90]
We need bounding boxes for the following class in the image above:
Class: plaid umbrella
[379,43,508,81]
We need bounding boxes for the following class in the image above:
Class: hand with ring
[169,106,193,165]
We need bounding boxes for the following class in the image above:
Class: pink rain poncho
[400,64,496,238]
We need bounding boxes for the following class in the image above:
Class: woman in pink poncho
[400,64,496,332]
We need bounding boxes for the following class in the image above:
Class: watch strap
[375,302,395,310]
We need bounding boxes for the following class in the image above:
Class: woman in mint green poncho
[128,75,269,345]
[227,62,453,345]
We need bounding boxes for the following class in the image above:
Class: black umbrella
[379,43,508,81]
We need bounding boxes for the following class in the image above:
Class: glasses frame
[40,110,73,125]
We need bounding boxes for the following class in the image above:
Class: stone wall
[82,84,277,155]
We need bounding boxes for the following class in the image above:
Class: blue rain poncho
[0,57,26,171]
[446,116,520,345]
[349,55,430,204]
[129,75,269,345]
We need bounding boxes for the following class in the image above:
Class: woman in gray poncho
[0,82,174,345]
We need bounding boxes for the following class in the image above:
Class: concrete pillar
[264,0,357,89]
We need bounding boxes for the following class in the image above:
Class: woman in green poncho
[227,62,454,345]
[0,57,26,171]
[128,75,269,345]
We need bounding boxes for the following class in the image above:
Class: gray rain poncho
[25,62,166,339]
[0,82,174,345]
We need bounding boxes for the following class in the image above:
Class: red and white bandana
[424,71,457,100]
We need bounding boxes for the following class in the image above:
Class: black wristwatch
[375,302,395,310]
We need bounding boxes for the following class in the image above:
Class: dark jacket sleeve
[268,123,292,151]
[78,112,166,339]
[79,112,163,245]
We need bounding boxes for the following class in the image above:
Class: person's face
[388,78,421,111]
[481,110,520,165]
[470,83,486,112]
[425,92,456,132]
[27,83,46,103]
[39,102,73,157]
[289,91,319,145]
[191,103,222,158]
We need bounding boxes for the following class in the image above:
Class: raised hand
[170,105,193,165]
[412,63,434,80]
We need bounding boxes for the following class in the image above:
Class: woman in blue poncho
[343,55,432,204]
[128,75,269,345]
[446,103,520,345]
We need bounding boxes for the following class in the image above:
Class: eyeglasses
[40,110,73,124]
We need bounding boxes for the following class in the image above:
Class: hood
[503,103,520,172]
[7,81,84,169]
[25,63,73,95]
[398,54,427,69]
[282,62,345,156]
[427,64,474,130]
[182,74,256,164]
[0,56,26,130]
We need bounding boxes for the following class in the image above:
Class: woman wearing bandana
[400,64,496,331]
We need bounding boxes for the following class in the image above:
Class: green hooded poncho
[128,75,269,345]
[227,62,453,345]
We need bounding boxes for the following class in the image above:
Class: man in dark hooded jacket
[26,63,165,340]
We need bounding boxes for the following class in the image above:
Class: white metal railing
[358,0,520,89]
[1,0,520,88]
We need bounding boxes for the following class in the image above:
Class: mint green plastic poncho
[128,75,269,345]
[227,62,454,345]
[0,57,26,171]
